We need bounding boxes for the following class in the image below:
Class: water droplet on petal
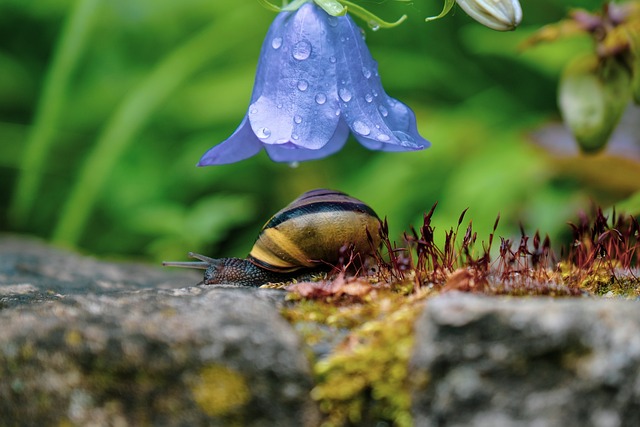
[292,133,299,140]
[378,105,388,117]
[373,90,378,97]
[362,67,372,79]
[353,120,371,136]
[339,88,352,102]
[257,127,271,139]
[292,40,311,60]
[277,104,283,109]
[377,133,390,142]
[329,56,337,64]
[294,115,302,124]
[297,80,308,91]
[327,17,338,27]
[365,94,373,103]
[250,107,257,114]
[368,21,380,31]
[393,131,415,145]
[335,109,341,116]
[271,37,282,49]
[315,93,326,105]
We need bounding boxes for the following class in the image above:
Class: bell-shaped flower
[199,2,429,165]
[456,0,522,31]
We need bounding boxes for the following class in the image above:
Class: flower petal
[264,118,349,162]
[197,117,263,165]
[332,13,430,151]
[249,3,342,150]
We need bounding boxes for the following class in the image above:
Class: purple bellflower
[198,2,429,165]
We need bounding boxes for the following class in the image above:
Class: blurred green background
[1,0,638,263]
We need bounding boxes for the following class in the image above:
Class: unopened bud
[558,55,631,153]
[456,0,522,31]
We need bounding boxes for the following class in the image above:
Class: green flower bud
[456,0,522,31]
[558,55,631,153]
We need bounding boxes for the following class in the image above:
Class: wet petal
[198,117,263,165]
[332,13,430,151]
[264,119,349,162]
[249,3,341,150]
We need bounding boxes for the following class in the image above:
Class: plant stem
[9,0,100,227]
[51,6,257,246]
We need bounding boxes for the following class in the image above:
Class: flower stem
[339,0,407,29]
[8,0,100,227]
[51,6,257,246]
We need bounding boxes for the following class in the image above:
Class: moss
[582,272,640,297]
[190,364,250,418]
[64,330,83,347]
[282,286,433,427]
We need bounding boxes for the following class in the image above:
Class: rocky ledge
[1,235,639,426]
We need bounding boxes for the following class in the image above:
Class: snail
[163,189,382,286]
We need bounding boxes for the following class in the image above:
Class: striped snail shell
[163,189,381,286]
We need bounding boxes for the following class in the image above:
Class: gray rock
[0,234,202,307]
[0,235,318,426]
[411,294,640,427]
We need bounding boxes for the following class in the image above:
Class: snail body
[163,189,381,286]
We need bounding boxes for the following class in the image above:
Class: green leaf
[283,0,310,12]
[425,0,456,22]
[313,0,347,16]
[255,0,283,12]
[340,0,406,29]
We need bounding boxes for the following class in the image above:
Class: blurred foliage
[1,0,639,264]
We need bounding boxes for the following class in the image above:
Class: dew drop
[315,93,327,105]
[393,131,415,145]
[250,107,258,114]
[365,94,373,103]
[271,37,283,49]
[292,133,299,140]
[368,21,380,31]
[362,67,372,79]
[277,103,283,109]
[335,109,341,116]
[257,127,271,139]
[373,90,378,97]
[353,120,370,136]
[294,115,302,124]
[377,133,390,142]
[297,80,308,91]
[329,56,337,64]
[378,105,388,117]
[327,16,338,27]
[292,40,311,60]
[339,88,352,102]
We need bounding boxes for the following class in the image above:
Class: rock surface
[3,235,640,426]
[0,235,318,426]
[411,294,640,427]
